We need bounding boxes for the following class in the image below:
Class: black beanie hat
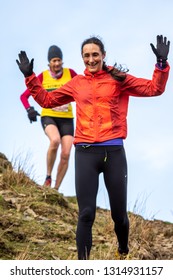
[48,45,63,61]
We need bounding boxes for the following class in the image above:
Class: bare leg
[54,135,73,190]
[44,124,60,183]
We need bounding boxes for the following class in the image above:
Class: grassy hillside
[0,152,173,260]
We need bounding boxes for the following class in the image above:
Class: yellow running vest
[41,68,73,118]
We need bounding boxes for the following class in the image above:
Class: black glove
[27,106,40,123]
[150,35,170,68]
[16,51,34,77]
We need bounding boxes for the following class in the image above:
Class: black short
[41,116,74,137]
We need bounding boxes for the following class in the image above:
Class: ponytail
[103,62,128,82]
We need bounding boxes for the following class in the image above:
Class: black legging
[75,145,129,259]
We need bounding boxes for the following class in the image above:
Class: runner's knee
[60,151,70,162]
[79,207,95,223]
[50,138,60,149]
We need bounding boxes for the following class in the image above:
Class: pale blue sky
[1,0,173,222]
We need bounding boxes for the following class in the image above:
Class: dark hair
[81,36,106,56]
[81,36,128,81]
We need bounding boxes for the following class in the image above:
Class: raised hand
[150,35,170,68]
[16,51,34,77]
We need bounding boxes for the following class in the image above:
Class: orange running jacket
[25,65,170,144]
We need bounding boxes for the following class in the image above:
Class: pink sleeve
[69,68,77,78]
[20,73,43,109]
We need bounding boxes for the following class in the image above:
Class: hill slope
[0,152,173,260]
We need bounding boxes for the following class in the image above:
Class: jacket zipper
[92,76,99,142]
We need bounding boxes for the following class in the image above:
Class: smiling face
[82,43,106,73]
[49,57,63,74]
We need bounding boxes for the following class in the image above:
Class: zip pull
[104,149,107,162]
[82,145,91,149]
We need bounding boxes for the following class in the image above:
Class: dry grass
[0,152,173,260]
